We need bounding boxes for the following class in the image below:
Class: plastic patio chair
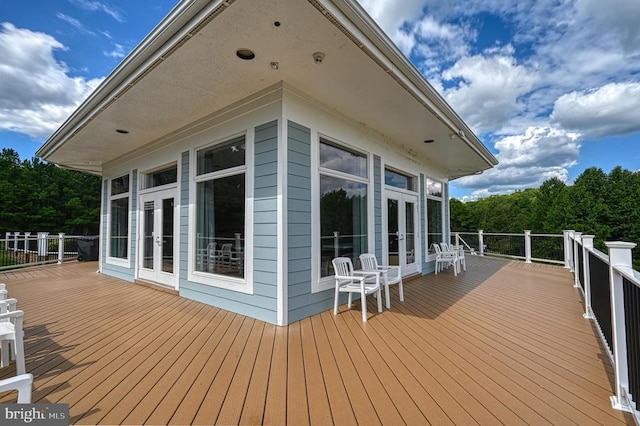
[0,299,26,375]
[432,243,459,275]
[359,253,403,309]
[332,257,382,322]
[0,373,33,403]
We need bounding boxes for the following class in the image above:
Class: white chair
[332,257,382,322]
[456,245,467,272]
[0,373,33,403]
[0,299,26,375]
[359,254,403,309]
[432,244,458,276]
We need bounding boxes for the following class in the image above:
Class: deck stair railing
[567,231,640,422]
[1,232,83,271]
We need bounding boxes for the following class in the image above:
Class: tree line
[451,166,640,265]
[0,149,101,236]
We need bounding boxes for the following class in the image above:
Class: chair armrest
[334,275,364,282]
[0,374,33,403]
[0,309,24,320]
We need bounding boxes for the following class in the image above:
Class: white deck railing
[0,232,94,271]
[454,230,640,421]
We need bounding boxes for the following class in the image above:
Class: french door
[385,190,420,275]
[138,189,177,287]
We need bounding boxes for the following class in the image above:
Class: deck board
[0,258,635,425]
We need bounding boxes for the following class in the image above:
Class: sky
[0,0,639,201]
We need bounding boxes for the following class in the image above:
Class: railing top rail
[483,232,524,236]
[614,265,640,288]
[530,233,563,238]
[586,245,610,263]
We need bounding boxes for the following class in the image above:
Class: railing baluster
[582,235,595,319]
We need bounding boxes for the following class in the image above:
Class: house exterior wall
[96,86,451,325]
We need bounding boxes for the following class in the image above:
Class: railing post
[573,232,582,288]
[24,232,31,263]
[478,230,484,256]
[3,232,8,252]
[455,232,460,248]
[563,230,574,269]
[581,235,595,319]
[524,230,532,263]
[13,232,19,253]
[58,233,65,264]
[605,241,636,413]
[37,232,49,263]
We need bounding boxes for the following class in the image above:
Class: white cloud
[551,82,640,138]
[440,47,538,134]
[104,43,126,59]
[575,0,640,54]
[0,23,102,138]
[68,0,126,23]
[56,12,96,36]
[455,127,581,199]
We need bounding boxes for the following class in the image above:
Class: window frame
[425,177,445,259]
[312,135,371,293]
[188,132,254,294]
[106,173,131,267]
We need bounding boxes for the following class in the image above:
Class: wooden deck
[0,257,635,425]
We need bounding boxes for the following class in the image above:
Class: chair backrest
[221,243,232,253]
[359,253,379,271]
[332,257,354,277]
[439,242,450,251]
[432,243,441,254]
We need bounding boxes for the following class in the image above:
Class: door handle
[155,236,162,246]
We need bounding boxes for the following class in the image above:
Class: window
[109,174,129,259]
[319,139,368,278]
[385,168,416,191]
[194,136,246,279]
[426,178,443,253]
[142,165,177,189]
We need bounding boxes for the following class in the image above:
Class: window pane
[197,136,245,175]
[110,197,128,258]
[427,198,442,252]
[319,175,367,277]
[426,179,442,197]
[144,166,177,189]
[111,175,129,195]
[195,173,245,278]
[320,140,367,178]
[385,169,415,191]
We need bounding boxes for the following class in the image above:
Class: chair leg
[361,289,368,322]
[334,288,340,315]
[348,293,353,309]
[376,287,383,313]
[384,282,390,309]
[15,334,25,376]
[398,279,404,302]
[1,341,8,368]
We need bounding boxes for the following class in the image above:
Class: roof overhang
[37,0,498,178]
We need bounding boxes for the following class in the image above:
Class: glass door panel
[386,191,419,275]
[387,199,399,266]
[138,189,176,287]
[143,201,154,270]
[161,197,174,273]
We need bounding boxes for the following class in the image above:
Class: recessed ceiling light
[116,129,129,134]
[423,139,435,144]
[236,48,255,60]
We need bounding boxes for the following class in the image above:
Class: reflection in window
[426,178,443,253]
[385,169,416,191]
[109,174,129,259]
[195,137,246,279]
[143,165,177,189]
[319,140,368,277]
